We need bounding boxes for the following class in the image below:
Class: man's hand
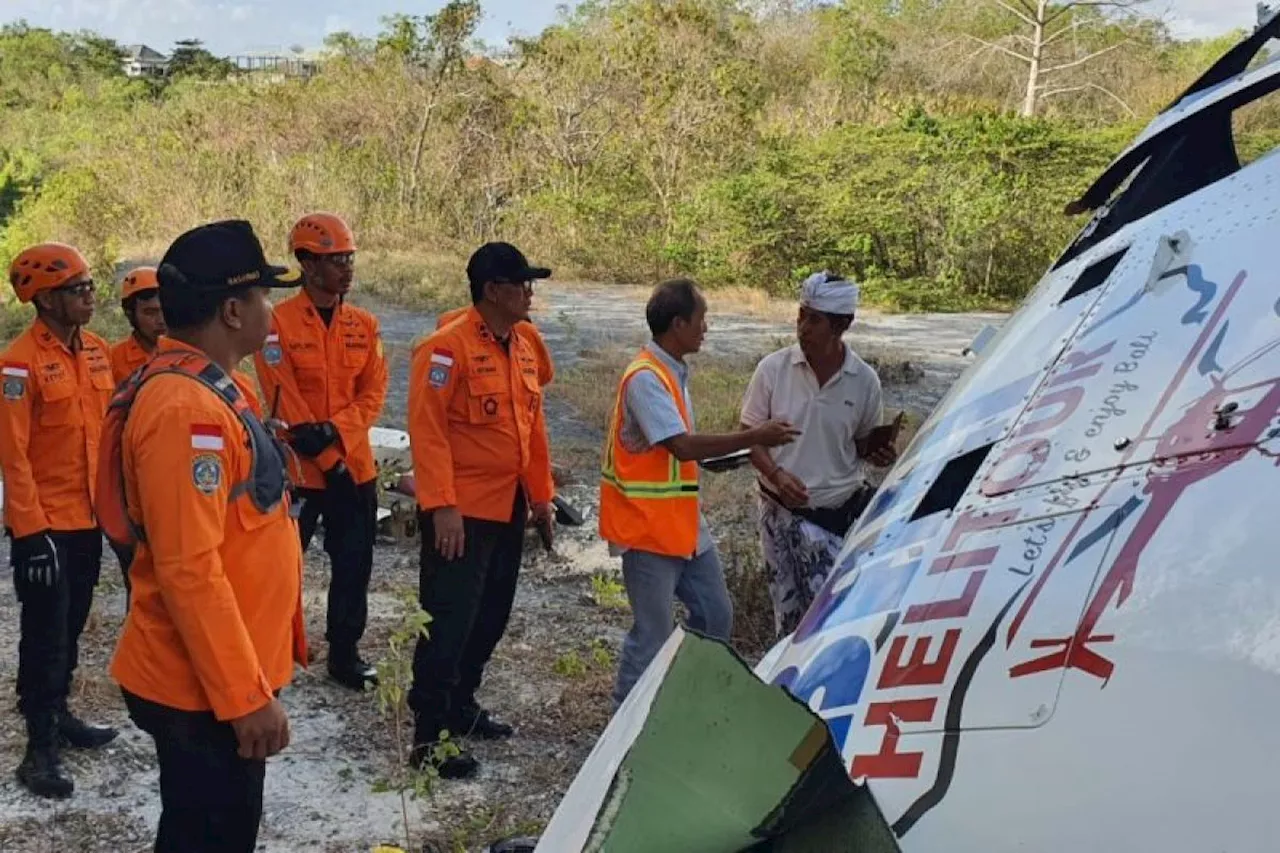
[11,532,59,588]
[322,460,360,505]
[864,443,899,467]
[768,468,810,509]
[289,422,340,458]
[750,420,802,448]
[434,506,465,560]
[230,698,290,760]
[531,502,554,550]
[859,411,905,468]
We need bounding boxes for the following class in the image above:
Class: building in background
[121,45,169,78]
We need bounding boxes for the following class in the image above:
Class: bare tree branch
[1044,0,1146,27]
[994,0,1038,27]
[1040,41,1128,75]
[1041,19,1088,48]
[965,33,1032,65]
[1039,81,1137,115]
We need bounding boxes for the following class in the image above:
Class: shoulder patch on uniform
[428,347,454,388]
[429,364,450,388]
[2,363,29,401]
[191,453,223,496]
[263,333,283,367]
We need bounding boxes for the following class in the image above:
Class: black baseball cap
[466,242,551,286]
[158,219,301,294]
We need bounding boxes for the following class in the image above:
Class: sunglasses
[54,280,95,298]
[493,279,534,295]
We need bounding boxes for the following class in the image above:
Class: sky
[0,0,1262,56]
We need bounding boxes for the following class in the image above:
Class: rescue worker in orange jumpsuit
[109,266,167,384]
[407,242,557,779]
[108,220,306,852]
[436,305,554,387]
[253,212,388,691]
[107,265,169,590]
[0,243,119,799]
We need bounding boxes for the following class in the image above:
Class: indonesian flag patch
[428,347,454,388]
[2,362,28,401]
[190,424,225,452]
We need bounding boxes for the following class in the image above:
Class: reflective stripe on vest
[600,357,699,498]
[598,350,701,557]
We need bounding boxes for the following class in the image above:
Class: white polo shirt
[740,343,883,509]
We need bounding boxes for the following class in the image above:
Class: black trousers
[123,690,265,853]
[12,529,101,719]
[296,479,378,656]
[408,491,526,730]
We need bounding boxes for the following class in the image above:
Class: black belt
[760,481,875,538]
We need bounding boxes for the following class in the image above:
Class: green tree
[168,38,235,80]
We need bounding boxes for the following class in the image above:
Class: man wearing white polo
[739,272,900,637]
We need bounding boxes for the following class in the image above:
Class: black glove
[289,421,340,458]
[323,460,361,505]
[11,532,59,588]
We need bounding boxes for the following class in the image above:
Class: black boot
[56,704,118,750]
[17,714,73,799]
[411,717,478,780]
[328,648,379,692]
[449,702,514,740]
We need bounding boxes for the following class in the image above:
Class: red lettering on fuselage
[850,699,938,780]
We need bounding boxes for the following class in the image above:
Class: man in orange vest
[253,212,388,691]
[599,278,799,708]
[0,243,119,798]
[108,219,306,852]
[110,266,167,384]
[407,242,556,779]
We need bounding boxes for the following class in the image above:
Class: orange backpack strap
[95,351,288,550]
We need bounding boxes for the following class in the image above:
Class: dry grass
[357,251,469,311]
[704,286,792,320]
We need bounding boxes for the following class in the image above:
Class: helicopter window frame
[1058,247,1129,306]
[910,443,994,522]
[1054,27,1280,270]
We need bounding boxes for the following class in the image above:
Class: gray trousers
[611,546,734,708]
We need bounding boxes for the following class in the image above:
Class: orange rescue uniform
[109,334,154,385]
[409,307,555,522]
[111,339,306,721]
[436,306,555,386]
[253,294,388,490]
[0,320,115,538]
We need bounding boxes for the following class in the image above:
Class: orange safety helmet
[288,212,357,255]
[120,266,160,301]
[7,242,91,304]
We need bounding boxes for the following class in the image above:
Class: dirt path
[0,284,1005,852]
[369,281,1004,440]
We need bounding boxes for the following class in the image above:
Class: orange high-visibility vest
[598,349,700,558]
